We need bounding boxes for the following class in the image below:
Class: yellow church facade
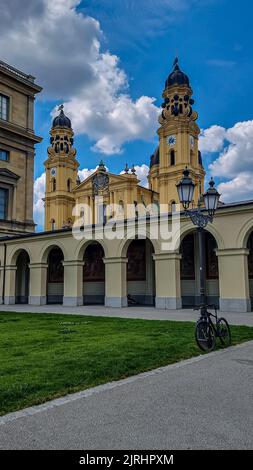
[1,59,253,313]
[44,58,204,231]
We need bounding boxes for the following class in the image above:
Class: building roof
[0,59,42,93]
[150,146,160,168]
[165,57,190,89]
[52,106,72,129]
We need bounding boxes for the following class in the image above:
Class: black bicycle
[194,304,231,352]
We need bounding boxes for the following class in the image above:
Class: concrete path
[0,304,253,325]
[1,341,253,450]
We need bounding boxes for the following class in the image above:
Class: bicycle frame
[195,305,221,338]
[194,304,231,351]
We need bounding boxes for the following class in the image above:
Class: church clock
[167,135,176,147]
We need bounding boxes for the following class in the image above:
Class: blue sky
[33,0,253,177]
[1,0,253,228]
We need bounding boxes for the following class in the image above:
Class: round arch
[236,218,253,249]
[39,241,67,264]
[9,246,32,266]
[75,238,109,262]
[174,221,224,252]
[118,232,160,259]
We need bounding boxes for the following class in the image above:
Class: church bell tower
[44,105,79,231]
[156,58,205,208]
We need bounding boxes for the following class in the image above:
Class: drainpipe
[2,243,6,305]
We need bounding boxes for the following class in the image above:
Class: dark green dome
[150,146,160,168]
[52,106,71,129]
[165,58,189,89]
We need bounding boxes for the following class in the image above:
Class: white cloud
[0,0,101,99]
[78,167,97,182]
[201,120,253,203]
[1,0,160,154]
[217,173,253,203]
[209,121,253,178]
[135,164,150,188]
[199,125,226,153]
[55,62,159,155]
[33,172,45,229]
[120,164,150,188]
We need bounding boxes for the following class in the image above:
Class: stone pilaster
[4,265,17,304]
[104,257,128,307]
[216,248,251,312]
[29,263,48,305]
[153,252,182,309]
[63,260,84,306]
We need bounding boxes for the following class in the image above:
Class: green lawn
[1,312,253,416]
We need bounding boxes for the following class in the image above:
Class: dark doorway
[15,251,30,304]
[47,247,64,304]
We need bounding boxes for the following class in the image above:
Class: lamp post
[176,167,221,318]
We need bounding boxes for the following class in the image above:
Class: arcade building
[0,58,253,312]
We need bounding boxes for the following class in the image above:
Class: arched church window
[52,178,56,192]
[170,150,175,166]
[51,219,56,231]
[67,179,71,192]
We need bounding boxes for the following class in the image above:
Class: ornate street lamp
[176,167,195,210]
[177,168,221,317]
[203,177,220,218]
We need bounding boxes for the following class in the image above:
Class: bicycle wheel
[195,319,216,352]
[217,318,231,348]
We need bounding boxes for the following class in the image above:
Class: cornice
[0,118,42,144]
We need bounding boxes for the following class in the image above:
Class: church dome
[52,106,72,129]
[165,58,189,89]
[150,146,160,168]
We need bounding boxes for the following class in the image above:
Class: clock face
[50,168,56,177]
[190,135,194,148]
[168,135,176,147]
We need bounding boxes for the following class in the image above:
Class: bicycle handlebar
[193,304,218,311]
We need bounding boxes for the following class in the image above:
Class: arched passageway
[127,239,155,306]
[83,242,105,304]
[15,250,30,304]
[47,247,64,304]
[180,231,219,307]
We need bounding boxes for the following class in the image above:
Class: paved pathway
[1,341,253,450]
[0,304,253,325]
